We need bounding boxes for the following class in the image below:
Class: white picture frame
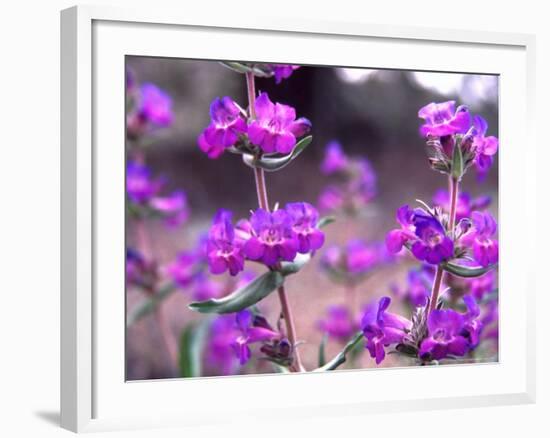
[60,5,536,433]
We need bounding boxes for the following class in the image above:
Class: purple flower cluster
[419,295,482,361]
[206,203,324,274]
[197,93,311,158]
[391,267,433,308]
[318,141,377,214]
[321,239,391,284]
[418,100,499,180]
[126,161,190,227]
[432,189,491,222]
[317,305,358,343]
[206,309,282,373]
[386,205,454,265]
[127,81,174,139]
[459,211,499,267]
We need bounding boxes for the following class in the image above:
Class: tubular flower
[418,101,471,137]
[248,92,311,154]
[232,310,280,365]
[361,297,412,364]
[285,202,325,254]
[472,115,499,180]
[206,209,245,276]
[198,96,247,159]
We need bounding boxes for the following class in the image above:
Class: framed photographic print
[61,5,536,433]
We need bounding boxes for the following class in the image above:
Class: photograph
[125,57,499,380]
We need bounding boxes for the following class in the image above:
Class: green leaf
[313,331,364,372]
[442,261,496,278]
[188,271,284,314]
[126,284,175,326]
[242,136,312,172]
[451,143,464,180]
[279,252,311,276]
[219,61,253,74]
[317,216,335,229]
[179,320,210,378]
[318,333,328,367]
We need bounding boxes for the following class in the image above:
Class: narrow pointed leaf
[442,261,495,278]
[451,143,464,180]
[188,271,284,314]
[317,216,335,229]
[219,61,253,74]
[179,319,210,378]
[126,284,175,326]
[242,136,312,172]
[313,331,364,372]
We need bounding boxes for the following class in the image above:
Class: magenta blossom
[418,101,471,137]
[165,251,197,288]
[386,205,453,265]
[285,202,325,254]
[469,211,498,267]
[270,64,300,83]
[243,208,299,267]
[207,315,240,375]
[191,273,223,301]
[432,189,491,222]
[126,161,163,204]
[461,295,483,348]
[318,185,345,212]
[248,92,311,154]
[321,141,349,175]
[206,209,246,276]
[469,270,497,300]
[317,305,357,342]
[361,297,412,365]
[391,268,432,308]
[150,190,190,227]
[232,310,280,365]
[198,96,247,159]
[138,83,174,127]
[419,309,469,361]
[472,115,499,180]
[346,240,382,274]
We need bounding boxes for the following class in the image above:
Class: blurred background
[125,56,498,380]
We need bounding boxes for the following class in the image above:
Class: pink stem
[245,70,304,372]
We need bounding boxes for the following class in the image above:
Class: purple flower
[410,210,454,264]
[207,315,239,375]
[248,92,311,154]
[318,185,345,212]
[472,115,499,179]
[191,273,223,301]
[469,270,497,300]
[385,205,417,254]
[317,305,357,342]
[386,206,453,265]
[243,208,298,267]
[137,83,174,127]
[361,297,412,364]
[150,190,190,227]
[346,240,381,274]
[321,141,349,175]
[432,189,491,222]
[232,310,280,365]
[419,309,469,361]
[470,211,498,267]
[126,161,162,204]
[461,295,483,348]
[418,101,471,137]
[270,64,300,83]
[392,268,431,308]
[285,202,325,254]
[206,209,245,276]
[165,251,197,288]
[198,97,247,159]
[351,158,377,203]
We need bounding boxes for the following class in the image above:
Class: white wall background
[0,1,546,437]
